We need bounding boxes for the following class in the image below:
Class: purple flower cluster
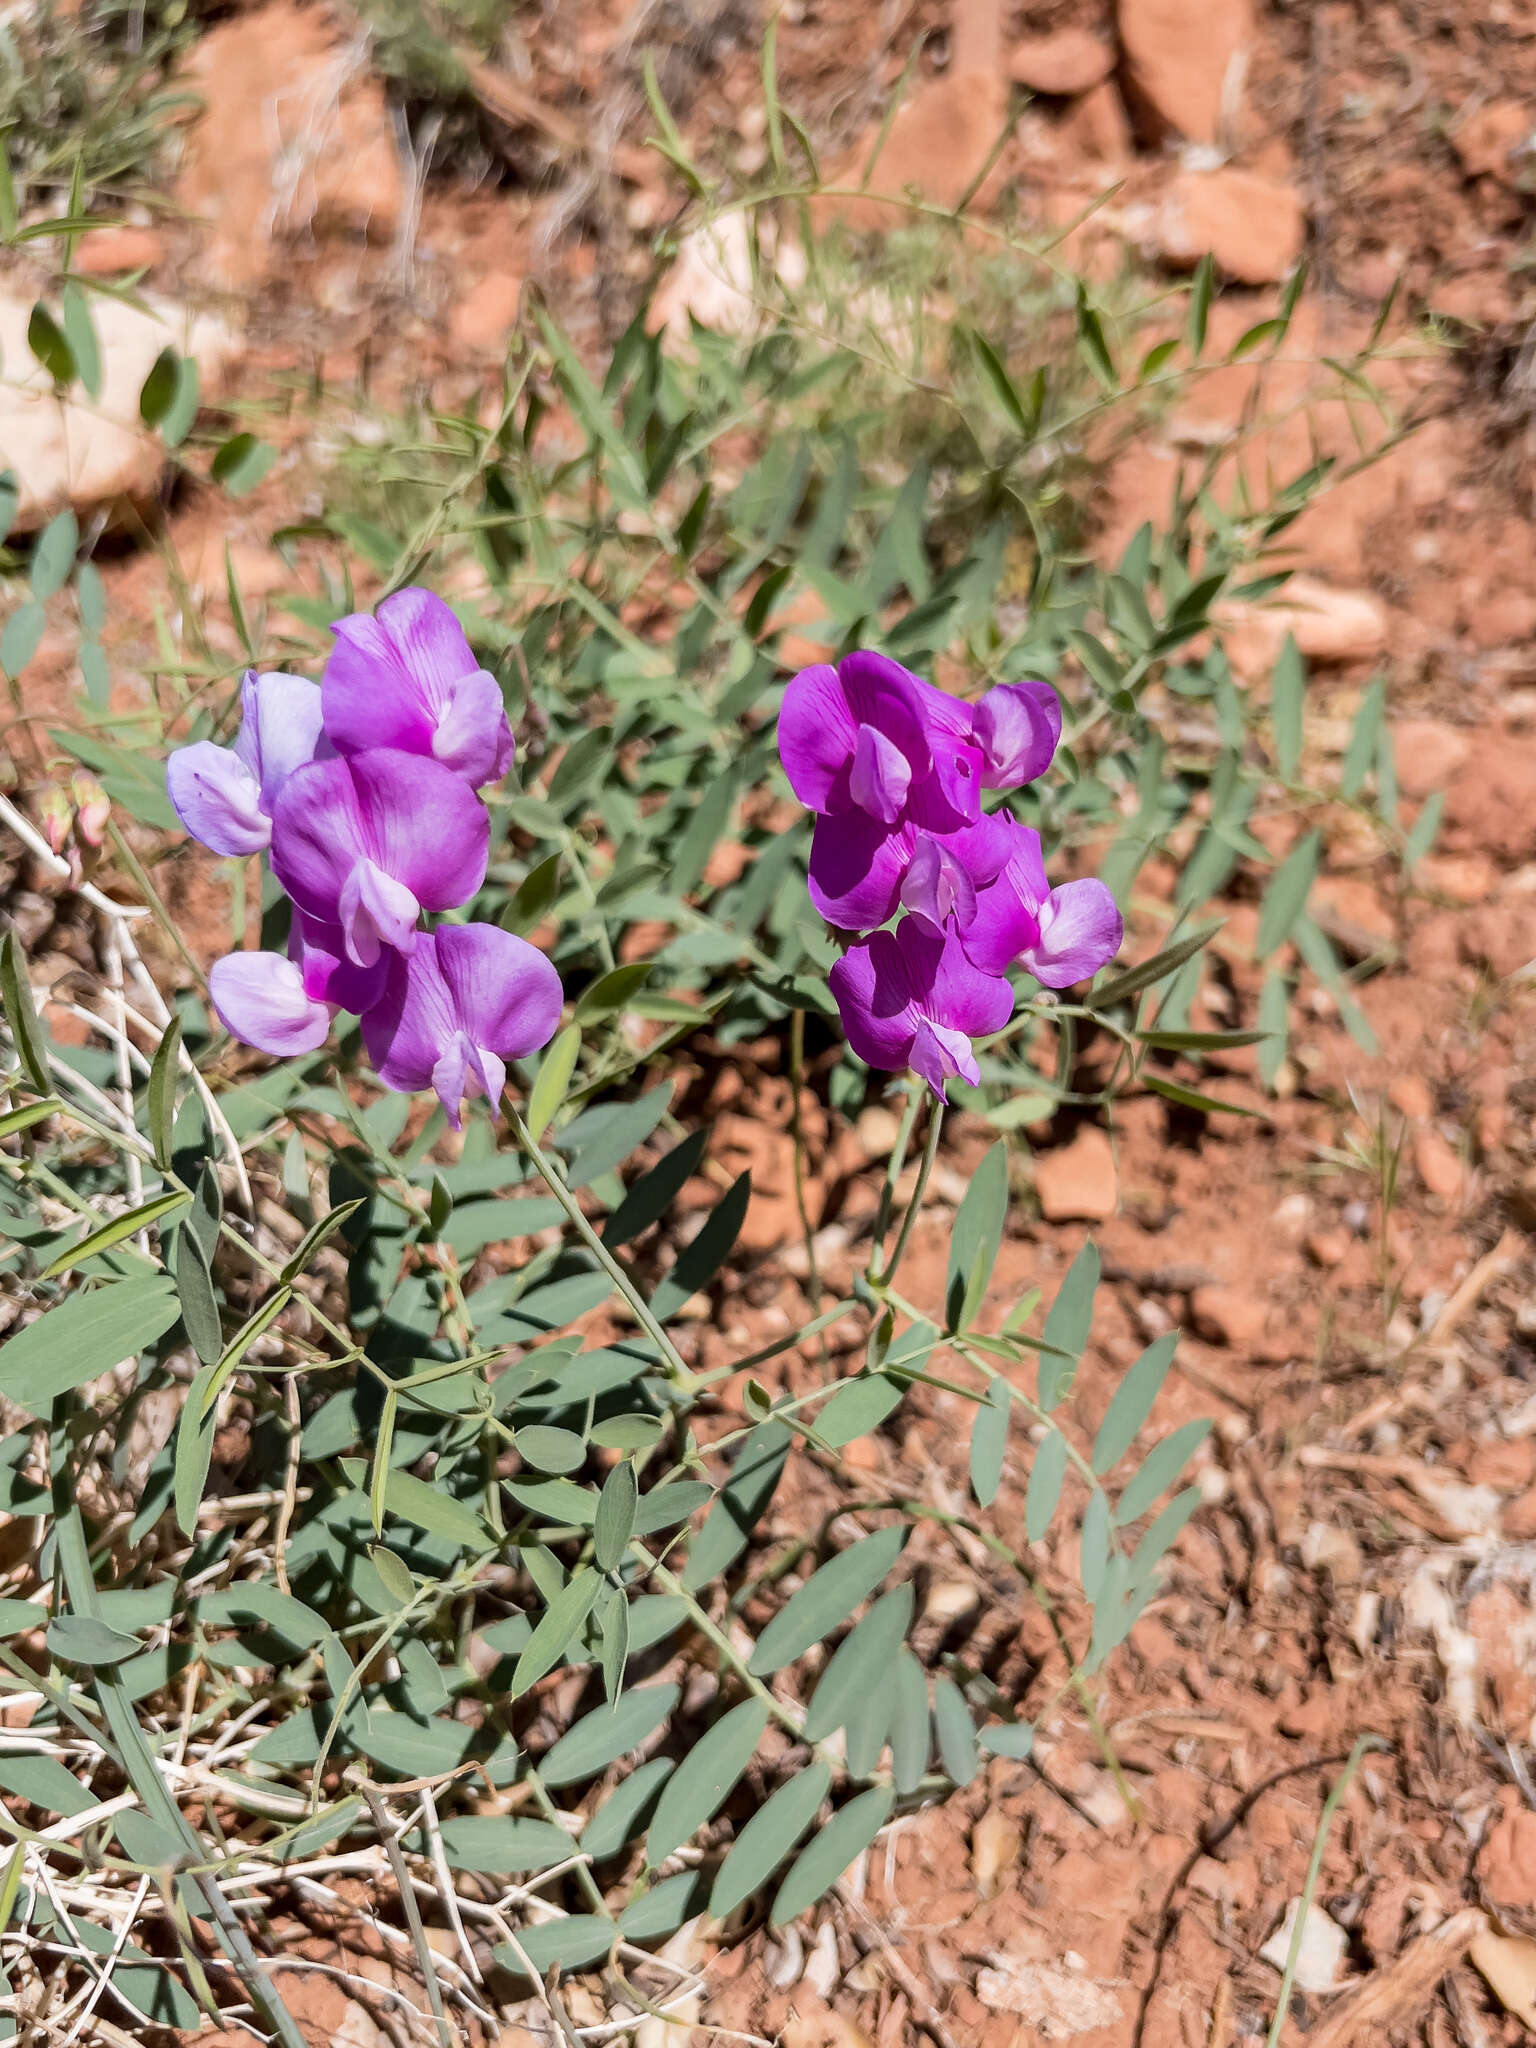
[779,652,1123,1097]
[168,589,562,1128]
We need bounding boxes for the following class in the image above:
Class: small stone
[855,1105,902,1161]
[1393,718,1472,799]
[72,224,166,276]
[1008,27,1115,95]
[1034,1127,1118,1221]
[1118,0,1254,144]
[1505,1487,1536,1541]
[1306,1228,1350,1269]
[971,1805,1023,1899]
[1414,853,1494,904]
[1478,1805,1536,1919]
[1452,100,1534,185]
[1259,1900,1350,1993]
[1154,166,1306,286]
[1388,1075,1433,1120]
[452,271,522,359]
[1224,576,1388,678]
[1413,1128,1464,1203]
[1190,1284,1268,1351]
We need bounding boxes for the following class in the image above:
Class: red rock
[1117,0,1253,144]
[1061,79,1135,166]
[1393,718,1472,799]
[72,225,166,276]
[1306,1228,1350,1269]
[1311,874,1395,947]
[1413,1127,1464,1203]
[1388,1075,1433,1120]
[1460,903,1536,980]
[1190,1284,1268,1351]
[1506,1486,1536,1541]
[1463,1438,1536,1494]
[1034,1127,1118,1222]
[1224,576,1387,678]
[1477,1804,1536,1918]
[1154,166,1305,286]
[1466,589,1536,650]
[1452,101,1534,186]
[452,272,522,359]
[1414,853,1493,904]
[177,0,402,291]
[1009,27,1115,95]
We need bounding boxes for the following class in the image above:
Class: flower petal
[430,667,516,785]
[960,825,1052,975]
[167,741,270,856]
[245,671,330,808]
[210,950,332,1055]
[778,663,860,812]
[829,934,917,1073]
[974,679,1062,789]
[849,721,912,823]
[920,915,1015,1038]
[1020,878,1123,988]
[807,811,913,931]
[362,940,456,1097]
[291,915,390,1013]
[326,590,513,788]
[909,1016,980,1096]
[338,859,421,967]
[434,922,564,1062]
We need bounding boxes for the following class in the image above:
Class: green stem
[872,1096,943,1292]
[507,1103,697,1393]
[50,1400,310,2048]
[787,1009,824,1340]
[869,1079,922,1259]
[1265,1735,1386,2048]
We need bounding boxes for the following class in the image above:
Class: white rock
[649,213,806,349]
[1,292,238,531]
[1259,1900,1349,1994]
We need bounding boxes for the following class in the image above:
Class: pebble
[1190,1284,1268,1351]
[1306,1228,1350,1269]
[1259,1900,1349,1993]
[1388,1074,1434,1119]
[1413,1127,1464,1202]
[1008,26,1115,95]
[1034,1126,1118,1221]
[1117,0,1253,143]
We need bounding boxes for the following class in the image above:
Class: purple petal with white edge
[167,741,270,856]
[291,915,390,1014]
[244,671,331,807]
[324,589,515,787]
[807,810,913,931]
[909,1016,981,1095]
[434,922,564,1063]
[974,679,1062,789]
[210,951,332,1056]
[429,666,515,785]
[900,834,978,927]
[1018,878,1124,988]
[337,860,421,967]
[779,653,928,815]
[828,934,917,1074]
[848,721,912,823]
[960,823,1052,974]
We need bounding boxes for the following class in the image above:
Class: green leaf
[969,327,1032,434]
[159,355,200,447]
[600,1585,629,1703]
[368,1387,397,1535]
[646,1698,768,1867]
[683,1420,790,1591]
[1257,968,1290,1091]
[0,142,16,246]
[1038,1242,1098,1411]
[527,1024,579,1144]
[747,1524,906,1676]
[499,1917,614,1976]
[0,1097,61,1141]
[770,1785,894,1926]
[1025,1428,1068,1544]
[46,1615,140,1666]
[932,1675,979,1787]
[369,1544,416,1605]
[40,1189,188,1280]
[1116,1419,1210,1526]
[1074,281,1115,388]
[139,347,178,426]
[1130,1485,1202,1582]
[0,600,45,681]
[1256,829,1321,958]
[148,1015,185,1165]
[1404,790,1443,872]
[946,1139,1008,1332]
[512,1569,604,1696]
[969,1378,1010,1508]
[593,1458,638,1573]
[175,1359,219,1537]
[650,1170,750,1320]
[815,1371,903,1449]
[0,1754,92,1815]
[979,1721,1034,1761]
[211,432,275,496]
[26,303,73,386]
[2,929,51,1092]
[540,1682,679,1787]
[368,1468,493,1552]
[603,1129,707,1248]
[547,724,612,805]
[709,1761,830,1920]
[1141,1074,1269,1120]
[435,1816,575,1875]
[1087,922,1221,1010]
[888,1647,931,1795]
[0,1277,180,1413]
[59,284,100,400]
[1270,633,1305,781]
[619,1870,705,1943]
[803,1584,913,1745]
[1092,1332,1177,1474]
[196,1583,327,1650]
[176,1220,224,1368]
[502,851,562,936]
[1340,676,1385,800]
[75,560,106,635]
[281,1198,367,1283]
[515,1425,586,1474]
[575,963,652,1026]
[1186,254,1214,356]
[582,1756,674,1859]
[28,509,78,601]
[562,1082,673,1188]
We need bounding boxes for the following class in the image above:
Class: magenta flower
[962,824,1123,988]
[362,923,563,1129]
[972,680,1062,789]
[808,803,1014,934]
[208,915,388,1056]
[269,750,489,970]
[779,652,933,824]
[323,589,515,789]
[829,914,1013,1098]
[167,670,329,857]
